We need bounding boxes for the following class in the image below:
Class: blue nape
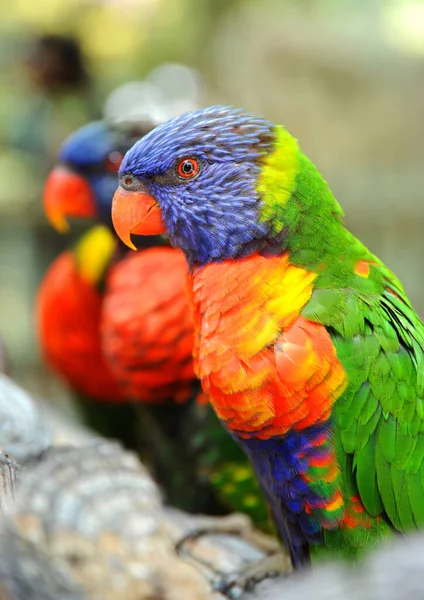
[57,120,166,247]
[236,423,333,567]
[59,121,113,167]
[58,121,118,229]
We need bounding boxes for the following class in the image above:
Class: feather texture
[113,105,424,562]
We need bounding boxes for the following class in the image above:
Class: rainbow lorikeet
[38,119,269,524]
[41,120,195,405]
[112,105,424,566]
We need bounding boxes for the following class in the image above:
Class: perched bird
[112,105,424,566]
[39,119,268,522]
[38,121,198,497]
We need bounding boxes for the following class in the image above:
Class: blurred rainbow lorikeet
[112,105,424,566]
[37,119,270,525]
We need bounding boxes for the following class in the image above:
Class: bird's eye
[121,175,137,188]
[105,151,123,173]
[177,158,200,180]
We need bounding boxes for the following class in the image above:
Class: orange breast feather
[36,252,125,402]
[102,247,195,403]
[189,253,346,439]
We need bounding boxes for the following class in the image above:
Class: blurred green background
[0,0,423,396]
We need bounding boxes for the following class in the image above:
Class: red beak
[112,186,166,250]
[43,166,96,232]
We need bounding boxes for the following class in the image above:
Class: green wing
[303,264,424,533]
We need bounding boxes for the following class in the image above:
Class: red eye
[105,151,123,173]
[177,158,199,179]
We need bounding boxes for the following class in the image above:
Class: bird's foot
[176,512,279,555]
[175,513,288,597]
[213,552,292,599]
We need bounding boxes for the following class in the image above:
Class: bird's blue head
[112,106,290,266]
[44,121,121,231]
[44,120,154,232]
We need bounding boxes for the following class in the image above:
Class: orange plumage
[102,247,195,403]
[36,251,125,402]
[189,253,346,439]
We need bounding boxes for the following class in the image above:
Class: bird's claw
[174,514,288,597]
[175,512,278,556]
[212,553,291,599]
[175,513,253,555]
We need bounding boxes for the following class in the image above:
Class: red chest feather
[102,247,195,403]
[188,254,346,439]
[36,252,125,402]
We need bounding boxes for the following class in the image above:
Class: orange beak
[43,166,96,233]
[112,186,166,250]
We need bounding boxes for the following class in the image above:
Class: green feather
[356,404,381,451]
[357,390,379,427]
[407,470,424,525]
[375,443,399,528]
[369,353,393,410]
[377,416,396,462]
[393,432,417,470]
[355,438,383,516]
[391,467,414,530]
[340,383,370,430]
